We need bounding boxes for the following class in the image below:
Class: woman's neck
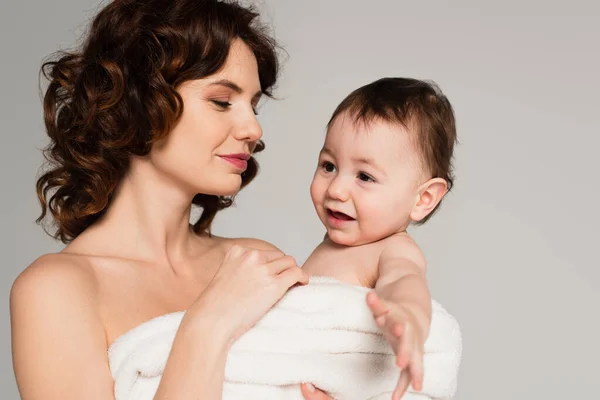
[68,157,205,268]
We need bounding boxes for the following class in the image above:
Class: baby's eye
[321,161,336,173]
[358,172,374,182]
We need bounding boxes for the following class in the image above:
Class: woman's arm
[11,255,116,400]
[12,246,313,400]
[153,310,232,399]
[150,243,309,399]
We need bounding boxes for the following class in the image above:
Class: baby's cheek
[358,202,388,233]
[361,196,409,232]
[362,196,391,219]
[309,175,325,203]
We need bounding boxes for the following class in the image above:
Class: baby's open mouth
[327,209,355,221]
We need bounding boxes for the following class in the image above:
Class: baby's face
[310,114,426,246]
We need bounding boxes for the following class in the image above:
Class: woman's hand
[158,244,307,399]
[189,244,308,345]
[301,383,334,399]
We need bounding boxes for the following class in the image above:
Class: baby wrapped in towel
[109,78,462,399]
[109,277,461,400]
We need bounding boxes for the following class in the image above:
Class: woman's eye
[358,172,374,182]
[211,100,231,109]
[322,162,336,172]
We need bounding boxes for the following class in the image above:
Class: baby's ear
[410,178,448,222]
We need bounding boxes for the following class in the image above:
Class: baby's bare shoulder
[378,232,426,270]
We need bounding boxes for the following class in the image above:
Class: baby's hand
[366,291,425,400]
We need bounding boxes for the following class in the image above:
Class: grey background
[1,0,599,399]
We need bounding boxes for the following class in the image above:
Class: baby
[301,77,457,399]
[110,77,460,400]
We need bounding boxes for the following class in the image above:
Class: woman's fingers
[224,244,247,259]
[257,249,288,263]
[266,255,298,275]
[277,266,309,291]
[226,245,283,261]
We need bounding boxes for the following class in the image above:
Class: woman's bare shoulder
[11,253,115,399]
[213,235,283,252]
[10,252,100,321]
[13,252,98,292]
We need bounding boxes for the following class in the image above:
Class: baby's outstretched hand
[366,291,425,400]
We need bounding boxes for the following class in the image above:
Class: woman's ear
[410,178,448,222]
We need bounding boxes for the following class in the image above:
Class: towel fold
[109,276,462,399]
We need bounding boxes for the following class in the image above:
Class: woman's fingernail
[306,383,315,392]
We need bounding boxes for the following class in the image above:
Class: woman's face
[149,38,264,197]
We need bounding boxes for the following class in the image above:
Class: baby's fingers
[366,291,389,318]
[395,323,413,370]
[409,349,424,392]
[375,314,387,328]
[392,370,411,400]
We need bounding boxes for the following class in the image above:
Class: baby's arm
[367,234,432,398]
[375,234,431,337]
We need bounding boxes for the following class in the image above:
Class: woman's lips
[219,154,250,170]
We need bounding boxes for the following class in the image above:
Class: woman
[10,0,331,398]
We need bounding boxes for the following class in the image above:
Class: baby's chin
[326,229,387,247]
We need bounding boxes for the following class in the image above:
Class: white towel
[109,276,462,400]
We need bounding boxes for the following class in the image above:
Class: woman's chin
[198,175,242,197]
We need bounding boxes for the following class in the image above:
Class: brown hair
[327,77,457,224]
[36,0,279,243]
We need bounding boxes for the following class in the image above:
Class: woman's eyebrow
[209,79,262,99]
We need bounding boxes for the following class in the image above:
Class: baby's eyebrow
[353,156,386,175]
[320,147,333,156]
[353,156,375,165]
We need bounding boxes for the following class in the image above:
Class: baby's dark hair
[327,77,457,224]
[36,0,279,243]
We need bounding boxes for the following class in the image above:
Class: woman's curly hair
[36,0,279,243]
